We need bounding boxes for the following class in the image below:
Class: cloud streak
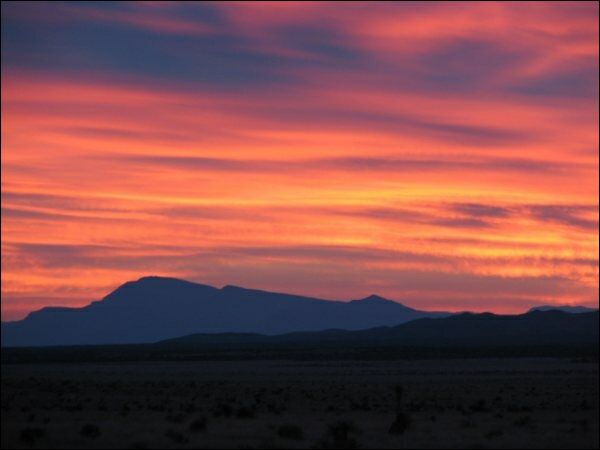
[1,1,598,319]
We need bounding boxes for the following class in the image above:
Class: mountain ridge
[527,304,598,314]
[3,276,597,347]
[1,276,448,347]
[158,309,599,348]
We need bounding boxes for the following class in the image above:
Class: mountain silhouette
[527,304,598,314]
[158,309,599,348]
[1,276,449,347]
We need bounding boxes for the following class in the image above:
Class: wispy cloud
[1,1,598,319]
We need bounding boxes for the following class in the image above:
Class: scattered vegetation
[2,359,597,448]
[19,427,45,445]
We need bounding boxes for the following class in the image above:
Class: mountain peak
[127,276,217,290]
[221,284,246,291]
[134,275,188,284]
[352,294,399,305]
[100,276,217,304]
[361,294,389,302]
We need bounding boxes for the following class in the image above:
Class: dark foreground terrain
[2,358,598,449]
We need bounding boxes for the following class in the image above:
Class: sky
[1,1,599,320]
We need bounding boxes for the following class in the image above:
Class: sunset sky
[1,1,598,320]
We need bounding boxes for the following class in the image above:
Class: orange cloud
[1,2,598,319]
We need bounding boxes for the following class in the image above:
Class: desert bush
[317,421,360,449]
[513,416,532,427]
[212,402,233,417]
[485,429,504,439]
[389,385,411,436]
[96,401,108,411]
[469,399,488,412]
[165,428,188,444]
[580,400,591,411]
[461,419,474,429]
[180,401,196,413]
[166,413,186,423]
[19,427,45,445]
[236,406,256,419]
[189,416,207,432]
[277,424,304,440]
[80,423,101,438]
[389,411,411,435]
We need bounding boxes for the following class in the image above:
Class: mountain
[159,310,599,348]
[1,276,448,347]
[527,305,598,314]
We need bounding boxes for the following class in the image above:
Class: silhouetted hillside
[159,310,599,348]
[2,310,597,364]
[527,304,598,314]
[1,276,448,346]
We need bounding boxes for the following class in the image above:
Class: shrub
[165,429,188,444]
[469,399,488,412]
[277,424,304,440]
[236,406,256,419]
[317,421,360,449]
[485,429,504,439]
[189,417,207,432]
[80,423,101,438]
[212,402,233,417]
[389,384,411,436]
[389,411,411,435]
[19,427,45,445]
[513,416,532,427]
